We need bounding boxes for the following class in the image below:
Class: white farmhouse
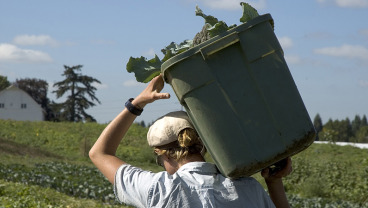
[0,84,45,121]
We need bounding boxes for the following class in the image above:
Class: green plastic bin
[161,14,316,178]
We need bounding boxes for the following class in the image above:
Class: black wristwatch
[125,98,143,116]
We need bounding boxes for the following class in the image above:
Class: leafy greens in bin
[126,2,261,83]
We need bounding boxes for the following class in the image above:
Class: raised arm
[261,157,292,208]
[89,75,170,184]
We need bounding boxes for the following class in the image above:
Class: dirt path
[0,138,62,159]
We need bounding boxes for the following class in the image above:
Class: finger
[152,74,163,81]
[149,74,163,85]
[153,93,170,100]
[261,168,269,178]
[289,158,293,174]
[152,77,165,93]
[285,157,292,174]
[279,158,292,177]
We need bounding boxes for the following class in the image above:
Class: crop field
[0,120,368,207]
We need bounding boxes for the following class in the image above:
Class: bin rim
[161,13,274,82]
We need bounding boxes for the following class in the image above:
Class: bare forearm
[89,108,137,183]
[266,179,290,208]
[92,108,136,155]
[89,75,170,184]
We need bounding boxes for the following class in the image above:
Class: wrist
[125,98,143,116]
[131,97,146,109]
[265,177,283,186]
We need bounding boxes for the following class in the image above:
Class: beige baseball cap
[147,111,194,147]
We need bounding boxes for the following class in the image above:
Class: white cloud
[359,29,368,38]
[314,44,368,61]
[278,37,293,49]
[93,82,108,90]
[123,79,146,87]
[13,35,58,46]
[0,43,52,63]
[336,0,368,7]
[359,80,368,88]
[143,48,157,58]
[196,0,266,11]
[317,0,368,8]
[285,55,301,65]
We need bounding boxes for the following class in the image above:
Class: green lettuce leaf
[127,40,193,83]
[239,2,259,23]
[207,21,229,38]
[126,55,162,83]
[195,5,219,26]
[195,6,231,38]
[125,3,262,83]
[161,40,193,62]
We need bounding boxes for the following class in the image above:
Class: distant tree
[344,117,353,140]
[362,115,368,127]
[53,65,101,122]
[322,118,352,142]
[0,75,11,91]
[318,128,338,143]
[355,126,368,143]
[147,121,154,128]
[313,114,323,134]
[140,120,146,128]
[352,115,361,135]
[15,78,55,121]
[16,78,48,108]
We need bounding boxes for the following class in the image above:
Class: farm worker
[89,74,292,208]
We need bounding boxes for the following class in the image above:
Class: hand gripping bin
[161,14,316,178]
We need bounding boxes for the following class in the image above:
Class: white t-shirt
[114,162,275,208]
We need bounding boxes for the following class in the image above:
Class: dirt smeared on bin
[227,129,316,179]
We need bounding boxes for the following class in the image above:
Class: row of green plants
[0,162,115,203]
[1,145,367,207]
[287,194,368,208]
[284,155,368,204]
[0,179,124,208]
[2,181,367,208]
[254,143,368,207]
[1,120,368,207]
[1,158,367,207]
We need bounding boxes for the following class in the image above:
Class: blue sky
[1,0,367,124]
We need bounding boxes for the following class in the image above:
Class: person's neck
[177,154,205,168]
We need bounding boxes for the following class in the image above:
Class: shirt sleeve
[114,164,156,208]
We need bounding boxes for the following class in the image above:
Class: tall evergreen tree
[362,115,368,127]
[313,114,323,134]
[352,115,362,136]
[344,117,353,140]
[53,65,101,122]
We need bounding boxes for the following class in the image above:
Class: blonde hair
[155,128,206,163]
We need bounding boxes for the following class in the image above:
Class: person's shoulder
[116,164,173,193]
[117,164,162,180]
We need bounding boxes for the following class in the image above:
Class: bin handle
[200,32,240,60]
